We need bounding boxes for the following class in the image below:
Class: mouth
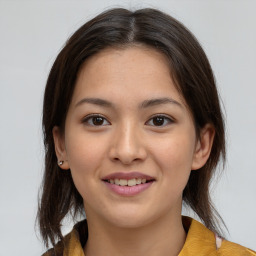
[102,172,155,196]
[103,178,155,187]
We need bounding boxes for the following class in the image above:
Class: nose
[108,122,147,165]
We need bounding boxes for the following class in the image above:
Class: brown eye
[153,116,165,126]
[92,116,104,125]
[83,115,110,126]
[146,115,173,127]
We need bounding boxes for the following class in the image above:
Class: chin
[108,216,150,229]
[101,206,158,229]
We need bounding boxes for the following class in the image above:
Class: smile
[102,172,155,196]
[106,178,149,186]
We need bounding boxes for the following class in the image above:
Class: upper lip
[102,172,155,181]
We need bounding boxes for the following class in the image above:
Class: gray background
[0,0,255,255]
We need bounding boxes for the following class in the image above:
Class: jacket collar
[62,216,218,256]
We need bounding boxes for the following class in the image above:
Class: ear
[191,124,215,170]
[52,126,70,170]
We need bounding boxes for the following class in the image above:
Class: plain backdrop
[0,0,255,255]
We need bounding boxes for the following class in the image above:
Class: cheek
[151,133,195,193]
[153,133,195,168]
[65,132,107,197]
[67,137,100,171]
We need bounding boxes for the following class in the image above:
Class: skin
[53,46,215,256]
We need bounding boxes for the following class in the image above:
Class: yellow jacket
[43,217,255,256]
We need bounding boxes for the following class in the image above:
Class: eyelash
[82,114,174,127]
[146,115,174,127]
[82,114,110,126]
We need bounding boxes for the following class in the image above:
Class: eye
[146,115,174,127]
[82,114,110,126]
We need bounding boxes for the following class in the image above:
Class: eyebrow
[139,97,183,109]
[75,98,113,108]
[75,97,183,109]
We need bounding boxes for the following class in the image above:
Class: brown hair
[38,7,226,248]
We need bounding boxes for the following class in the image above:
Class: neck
[84,212,186,256]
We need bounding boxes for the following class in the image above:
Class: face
[53,46,214,228]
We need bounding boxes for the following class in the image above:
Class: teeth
[127,178,136,186]
[108,178,150,186]
[136,178,142,184]
[119,179,128,186]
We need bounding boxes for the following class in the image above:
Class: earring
[58,160,64,166]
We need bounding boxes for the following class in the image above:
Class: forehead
[71,46,185,106]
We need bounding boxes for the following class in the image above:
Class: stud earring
[58,160,64,166]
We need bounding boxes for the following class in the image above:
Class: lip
[103,181,154,196]
[102,172,155,181]
[102,172,155,197]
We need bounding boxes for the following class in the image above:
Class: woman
[38,8,255,255]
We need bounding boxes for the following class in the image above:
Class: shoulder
[218,240,256,256]
[180,216,256,256]
[41,233,71,256]
[41,219,88,256]
[41,240,65,256]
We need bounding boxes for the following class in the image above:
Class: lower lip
[103,181,154,196]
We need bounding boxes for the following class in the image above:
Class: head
[38,8,225,247]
